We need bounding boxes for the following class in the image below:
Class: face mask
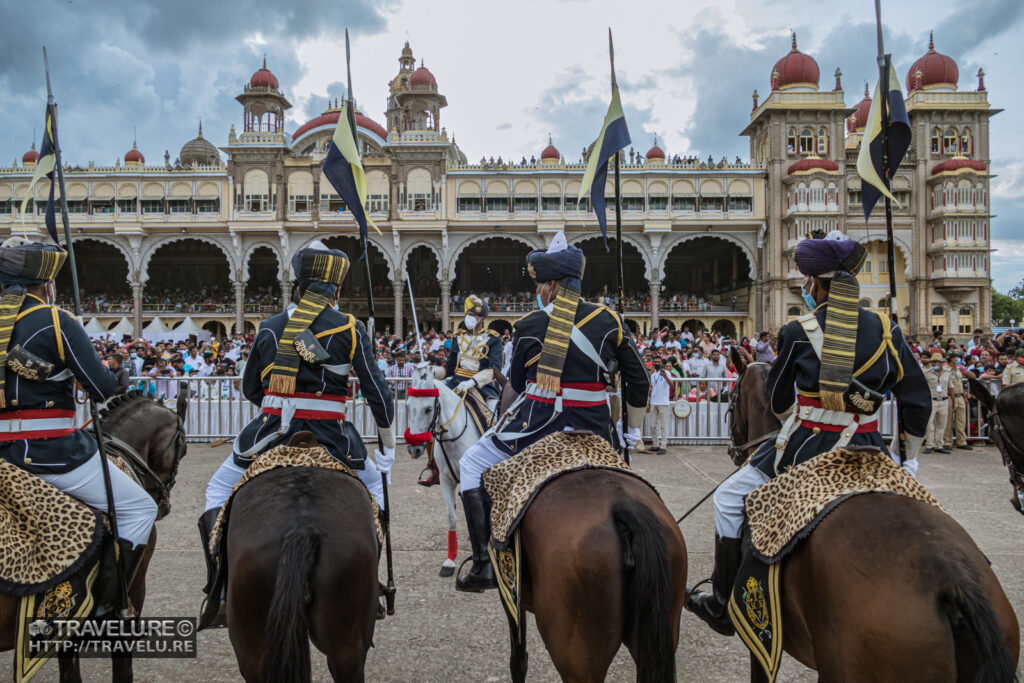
[800,278,817,310]
[130,352,137,359]
[536,294,545,309]
[44,281,56,305]
[931,365,940,370]
[464,314,479,330]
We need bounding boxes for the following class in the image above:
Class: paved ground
[4,442,1021,681]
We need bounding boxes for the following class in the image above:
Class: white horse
[404,363,485,577]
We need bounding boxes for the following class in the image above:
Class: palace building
[0,36,998,340]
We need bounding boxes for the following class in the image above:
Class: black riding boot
[455,488,497,592]
[197,508,227,629]
[686,535,742,636]
[94,538,148,617]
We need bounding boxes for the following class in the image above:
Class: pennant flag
[321,100,380,255]
[19,103,59,244]
[577,84,630,251]
[857,61,911,221]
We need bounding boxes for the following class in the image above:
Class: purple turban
[794,233,866,277]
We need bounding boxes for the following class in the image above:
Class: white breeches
[459,436,508,493]
[204,454,386,512]
[39,453,158,547]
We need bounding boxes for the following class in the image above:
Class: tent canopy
[109,317,134,338]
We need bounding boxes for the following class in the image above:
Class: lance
[406,277,424,361]
[873,1,907,464]
[609,29,630,465]
[44,46,130,614]
[346,28,395,613]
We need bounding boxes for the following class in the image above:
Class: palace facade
[0,35,998,340]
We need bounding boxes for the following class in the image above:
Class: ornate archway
[450,236,534,303]
[661,236,754,315]
[244,245,282,312]
[143,239,232,312]
[571,236,650,305]
[446,233,542,281]
[55,238,131,313]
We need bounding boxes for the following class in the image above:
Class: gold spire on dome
[197,120,203,138]
[752,89,759,110]
[834,67,842,91]
[864,82,869,98]
[928,31,934,53]
[263,54,267,69]
[977,68,986,91]
[791,31,798,52]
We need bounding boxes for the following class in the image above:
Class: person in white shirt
[501,337,513,377]
[680,325,694,345]
[685,348,707,377]
[648,359,673,454]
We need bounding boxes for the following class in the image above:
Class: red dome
[250,58,279,89]
[646,144,665,160]
[847,86,872,133]
[931,158,986,176]
[771,33,820,90]
[540,137,559,160]
[788,157,838,175]
[291,110,388,141]
[409,64,436,88]
[124,145,144,164]
[907,33,958,92]
[22,146,39,164]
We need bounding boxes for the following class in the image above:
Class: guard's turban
[794,231,866,278]
[292,240,349,290]
[0,242,67,287]
[526,233,585,291]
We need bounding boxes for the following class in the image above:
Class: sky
[1,0,1021,290]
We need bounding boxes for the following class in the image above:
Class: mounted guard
[444,294,503,414]
[198,240,395,622]
[454,233,650,592]
[686,231,932,635]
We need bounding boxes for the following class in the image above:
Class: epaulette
[514,309,545,327]
[487,329,500,338]
[579,304,623,345]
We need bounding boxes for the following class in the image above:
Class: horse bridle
[726,364,779,463]
[985,404,1024,508]
[408,389,466,483]
[106,414,186,513]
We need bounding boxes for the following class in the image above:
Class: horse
[727,348,781,466]
[224,433,380,683]
[0,388,188,683]
[404,363,484,577]
[968,379,1024,515]
[728,364,1019,681]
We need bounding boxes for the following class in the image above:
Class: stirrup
[454,557,497,593]
[418,462,440,487]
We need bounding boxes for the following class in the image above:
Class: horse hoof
[439,565,455,578]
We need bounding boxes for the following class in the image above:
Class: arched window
[406,168,433,211]
[958,306,974,334]
[931,305,946,332]
[943,128,958,155]
[931,127,941,154]
[799,128,814,155]
[817,127,829,155]
[879,294,892,311]
[787,306,801,320]
[787,127,797,154]
[858,298,871,309]
[960,127,972,156]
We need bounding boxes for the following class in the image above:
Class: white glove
[456,379,476,394]
[375,445,395,474]
[616,421,642,449]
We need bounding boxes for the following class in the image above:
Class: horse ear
[969,378,995,413]
[731,346,747,373]
[432,366,446,381]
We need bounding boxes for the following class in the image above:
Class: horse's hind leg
[58,653,81,683]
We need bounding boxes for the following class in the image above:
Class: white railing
[75,375,910,447]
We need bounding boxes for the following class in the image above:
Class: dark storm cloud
[932,0,1024,60]
[0,0,387,163]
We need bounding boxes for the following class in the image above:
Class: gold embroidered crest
[527,262,537,280]
[849,391,874,412]
[743,576,768,630]
[38,581,75,620]
[8,359,40,381]
[294,338,316,364]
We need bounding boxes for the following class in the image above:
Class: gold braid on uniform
[269,251,348,395]
[536,279,581,395]
[818,271,861,411]
[0,245,67,409]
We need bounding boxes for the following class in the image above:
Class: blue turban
[526,236,585,293]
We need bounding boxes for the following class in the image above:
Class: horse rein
[104,414,186,513]
[406,387,465,483]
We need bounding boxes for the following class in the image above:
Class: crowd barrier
[70,376,920,448]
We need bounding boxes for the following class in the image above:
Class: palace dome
[770,33,820,91]
[250,58,279,89]
[124,144,144,164]
[409,64,437,88]
[22,144,39,165]
[291,109,388,141]
[907,33,958,93]
[931,157,986,176]
[540,137,559,160]
[847,84,872,133]
[646,142,665,160]
[180,123,220,166]
[788,156,838,175]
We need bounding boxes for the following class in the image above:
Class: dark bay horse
[731,368,1019,681]
[0,389,188,683]
[508,467,687,683]
[727,348,781,466]
[969,379,1024,515]
[225,436,380,683]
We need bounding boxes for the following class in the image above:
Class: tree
[1010,278,1024,301]
[991,288,1024,326]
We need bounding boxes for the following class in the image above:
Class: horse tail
[939,579,1017,683]
[259,528,320,683]
[612,500,675,683]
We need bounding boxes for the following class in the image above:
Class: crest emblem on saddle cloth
[38,581,75,620]
[743,576,768,631]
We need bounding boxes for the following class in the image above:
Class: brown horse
[506,468,687,683]
[969,379,1024,515]
[731,370,1019,681]
[727,348,781,466]
[224,438,380,683]
[0,389,188,683]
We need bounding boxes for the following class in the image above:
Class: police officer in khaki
[924,351,955,453]
[1002,349,1024,387]
[943,353,972,451]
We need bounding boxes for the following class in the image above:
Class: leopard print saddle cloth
[0,460,105,595]
[745,447,943,563]
[209,444,383,554]
[482,431,650,550]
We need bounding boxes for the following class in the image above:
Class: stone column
[649,280,661,332]
[279,278,291,308]
[234,281,245,337]
[132,283,143,341]
[393,278,403,339]
[440,279,451,332]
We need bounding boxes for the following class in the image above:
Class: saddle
[481,431,657,644]
[729,447,943,683]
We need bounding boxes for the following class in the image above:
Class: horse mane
[99,390,158,424]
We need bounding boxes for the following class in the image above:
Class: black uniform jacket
[0,294,117,475]
[749,304,931,477]
[233,306,393,469]
[492,302,649,456]
[443,329,503,400]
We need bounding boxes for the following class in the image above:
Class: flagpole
[44,46,130,613]
[609,29,630,465]
[346,29,394,614]
[873,1,907,464]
